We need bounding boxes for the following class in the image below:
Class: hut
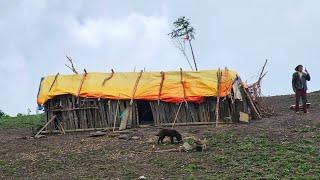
[36,69,261,132]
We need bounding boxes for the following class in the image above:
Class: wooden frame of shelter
[37,69,261,133]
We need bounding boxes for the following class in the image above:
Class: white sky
[0,0,319,115]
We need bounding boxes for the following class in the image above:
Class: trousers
[295,89,307,112]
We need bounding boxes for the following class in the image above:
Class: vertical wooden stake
[215,68,221,127]
[112,99,120,132]
[158,71,165,105]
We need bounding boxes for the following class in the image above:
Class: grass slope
[0,114,44,129]
[0,131,319,179]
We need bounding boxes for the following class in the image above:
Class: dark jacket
[292,72,310,92]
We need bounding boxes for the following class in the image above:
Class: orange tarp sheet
[37,69,238,104]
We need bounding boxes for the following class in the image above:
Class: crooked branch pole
[102,69,115,86]
[65,55,79,74]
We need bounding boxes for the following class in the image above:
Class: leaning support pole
[239,76,262,119]
[171,102,183,128]
[112,99,120,132]
[35,115,56,138]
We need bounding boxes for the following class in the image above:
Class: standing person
[292,65,311,113]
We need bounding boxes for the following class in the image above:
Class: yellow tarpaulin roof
[37,69,238,105]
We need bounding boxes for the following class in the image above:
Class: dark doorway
[137,101,154,125]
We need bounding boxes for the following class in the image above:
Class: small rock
[119,134,129,140]
[138,175,146,180]
[180,142,193,152]
[131,136,140,140]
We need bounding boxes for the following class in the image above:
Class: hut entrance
[137,101,154,125]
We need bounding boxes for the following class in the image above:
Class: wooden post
[35,115,56,137]
[215,68,221,127]
[130,70,143,105]
[158,71,165,105]
[77,70,88,97]
[48,73,60,92]
[180,68,186,102]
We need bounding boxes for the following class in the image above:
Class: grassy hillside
[0,114,44,129]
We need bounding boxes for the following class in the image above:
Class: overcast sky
[1,0,319,115]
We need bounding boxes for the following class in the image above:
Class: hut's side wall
[44,91,252,131]
[149,96,249,126]
[44,95,138,131]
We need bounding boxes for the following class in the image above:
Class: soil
[1,92,319,179]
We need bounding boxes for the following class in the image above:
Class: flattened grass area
[1,131,319,179]
[0,114,44,129]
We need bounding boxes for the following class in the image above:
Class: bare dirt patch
[1,92,320,179]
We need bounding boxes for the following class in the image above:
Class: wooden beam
[35,115,56,138]
[49,107,98,112]
[162,121,234,127]
[40,127,117,134]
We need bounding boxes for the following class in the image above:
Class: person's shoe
[295,111,300,114]
[304,111,310,114]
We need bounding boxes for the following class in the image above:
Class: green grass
[1,124,319,179]
[0,114,44,129]
[148,132,320,179]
